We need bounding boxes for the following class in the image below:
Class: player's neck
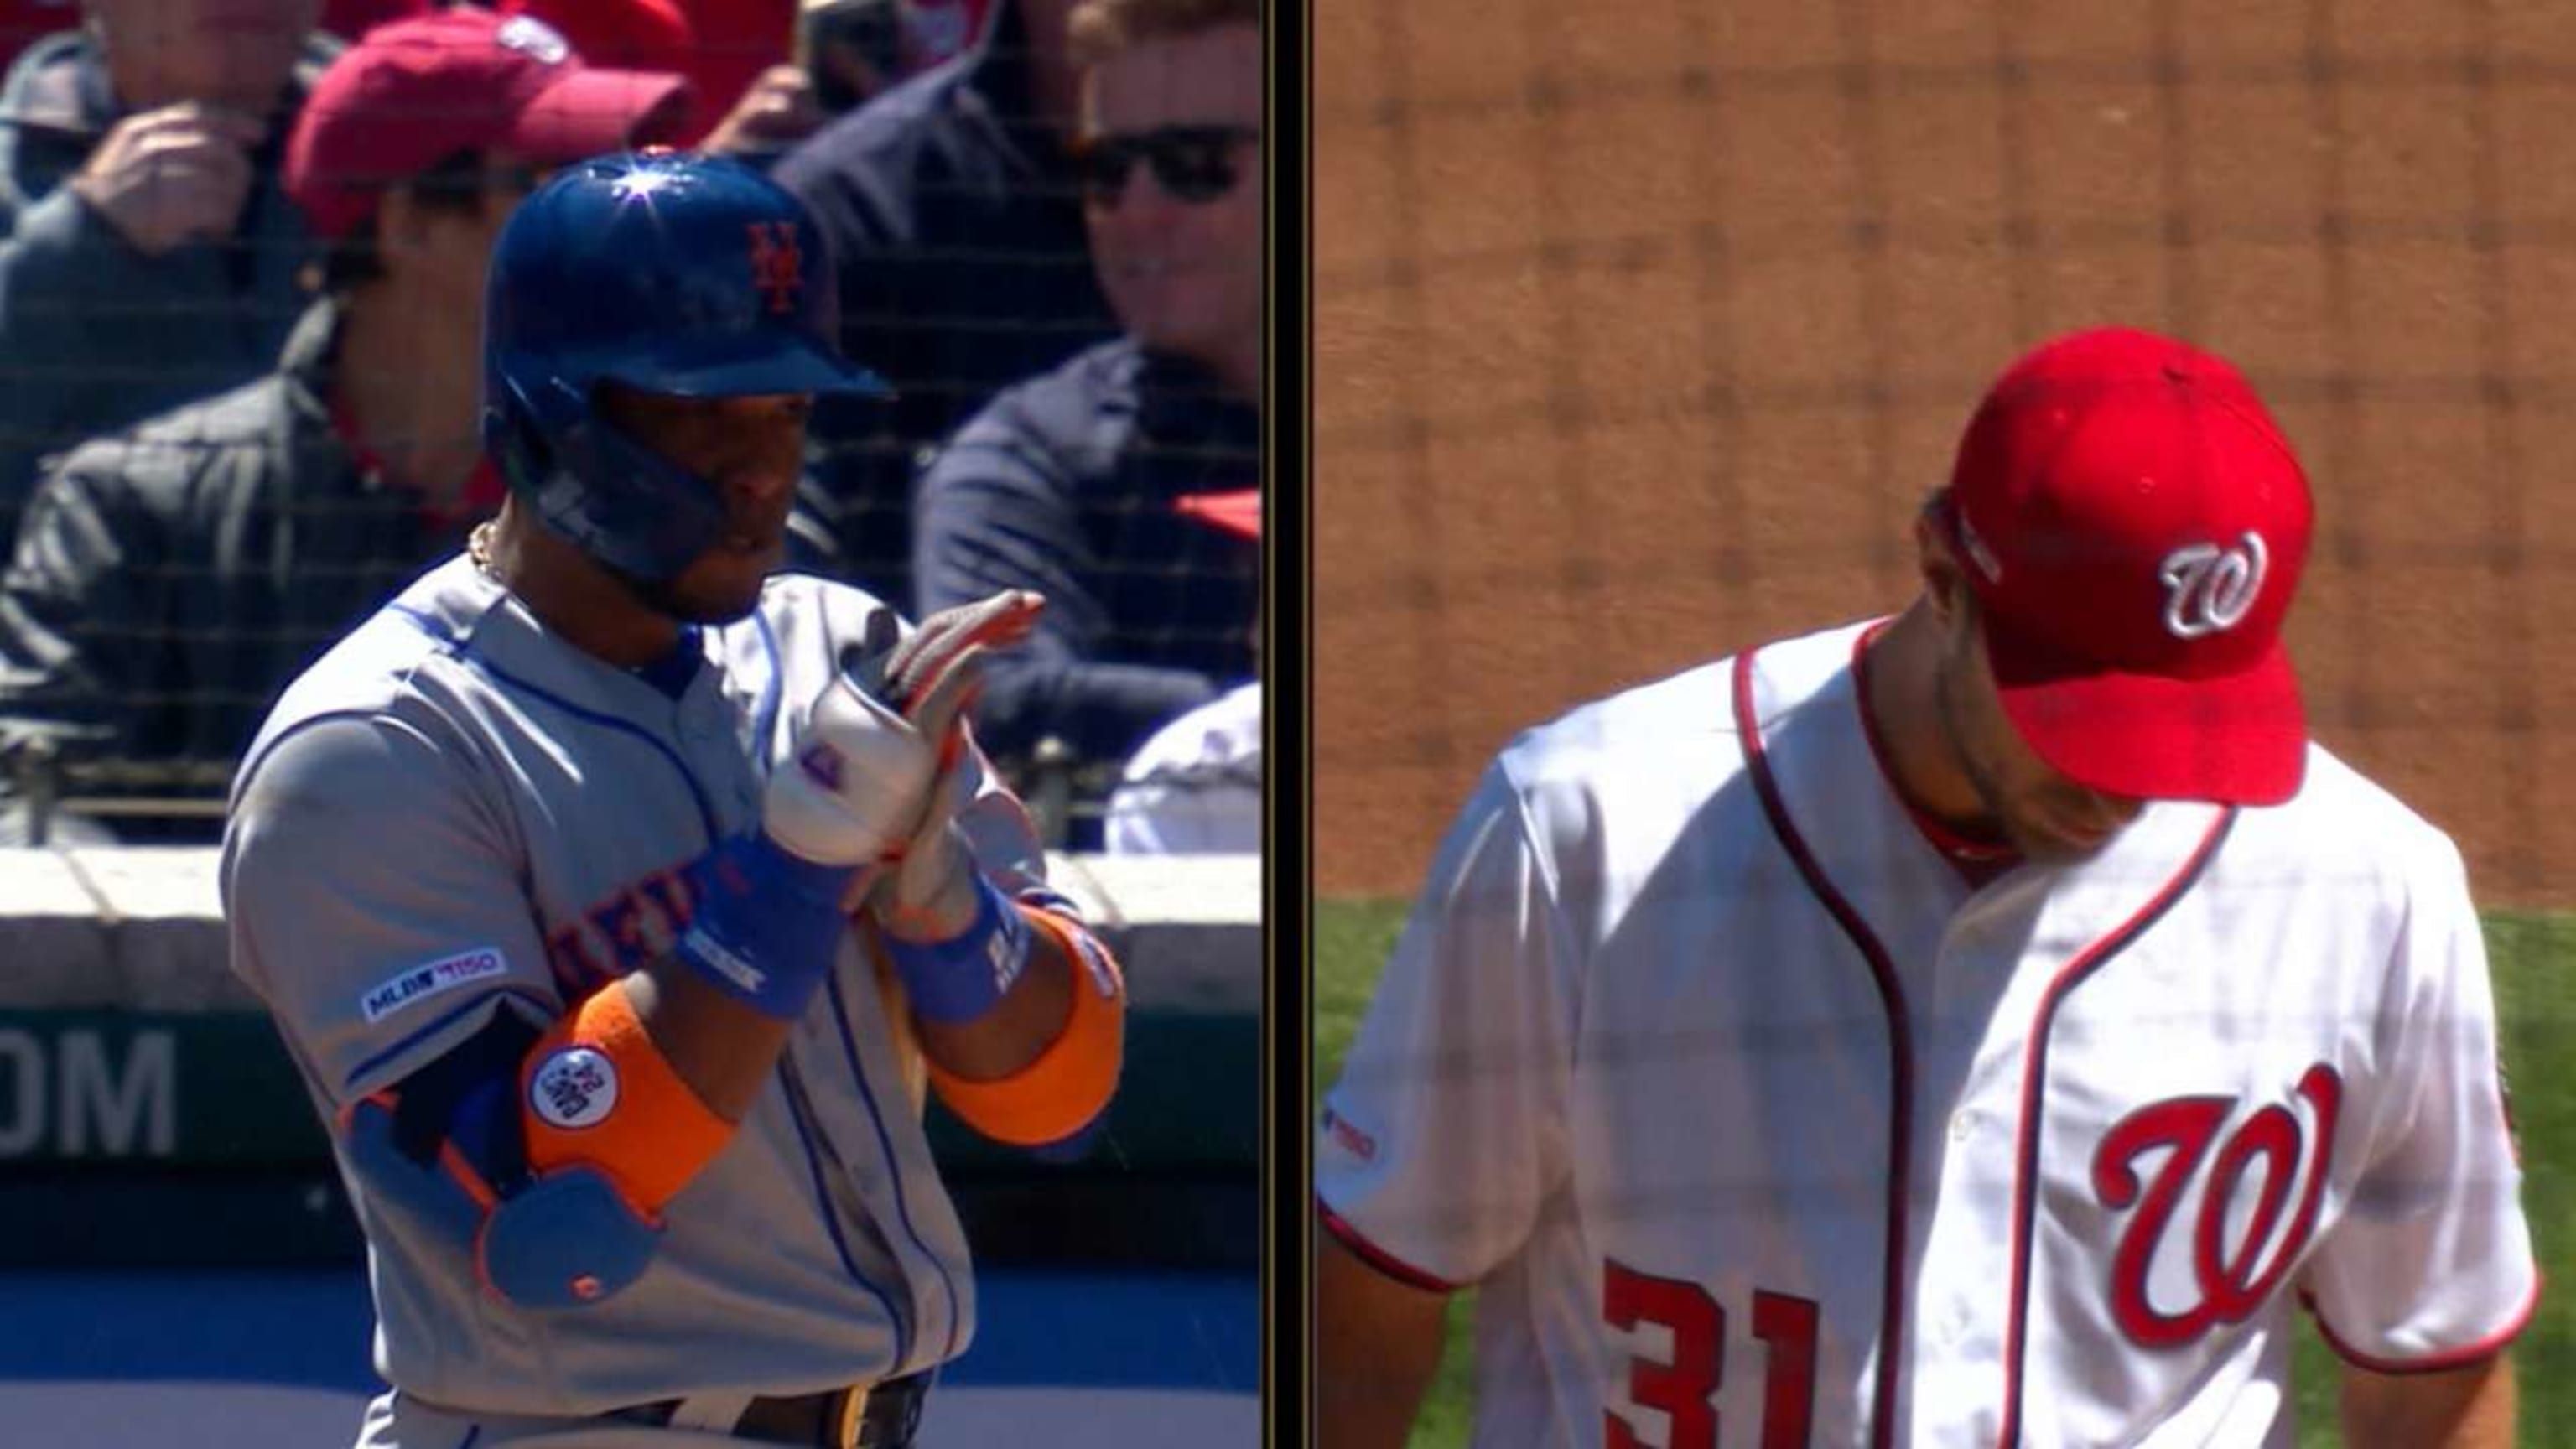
[1861,603,1999,838]
[479,503,684,669]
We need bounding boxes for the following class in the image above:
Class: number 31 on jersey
[1605,1259,1819,1449]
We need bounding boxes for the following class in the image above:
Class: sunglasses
[1074,125,1259,206]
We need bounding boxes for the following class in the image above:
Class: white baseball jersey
[1104,680,1261,856]
[222,558,1073,1438]
[1317,620,2536,1449]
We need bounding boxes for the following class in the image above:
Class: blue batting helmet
[480,151,888,581]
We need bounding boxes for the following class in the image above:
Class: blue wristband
[884,873,1031,1024]
[674,832,859,1020]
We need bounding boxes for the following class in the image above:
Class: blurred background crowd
[0,0,1263,857]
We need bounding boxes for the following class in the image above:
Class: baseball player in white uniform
[1317,327,2536,1448]
[222,153,1126,1448]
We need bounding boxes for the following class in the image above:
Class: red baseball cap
[1940,327,2314,806]
[1176,489,1262,540]
[287,10,693,242]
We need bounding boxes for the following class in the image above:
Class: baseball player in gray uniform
[220,152,1129,1448]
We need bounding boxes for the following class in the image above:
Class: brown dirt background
[1312,1,2576,908]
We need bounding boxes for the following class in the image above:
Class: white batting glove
[762,590,1046,887]
[865,590,1046,943]
[761,673,949,868]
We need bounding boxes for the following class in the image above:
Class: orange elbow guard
[926,907,1126,1146]
[522,984,735,1212]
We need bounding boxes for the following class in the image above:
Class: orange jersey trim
[925,906,1126,1146]
[522,984,734,1212]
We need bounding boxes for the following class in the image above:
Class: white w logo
[2158,532,2268,639]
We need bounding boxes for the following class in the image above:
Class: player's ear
[1914,496,1968,626]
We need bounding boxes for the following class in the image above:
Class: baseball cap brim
[512,67,694,168]
[604,331,892,399]
[1985,613,2308,807]
[1177,489,1261,539]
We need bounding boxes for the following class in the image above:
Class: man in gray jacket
[0,8,695,843]
[0,0,346,542]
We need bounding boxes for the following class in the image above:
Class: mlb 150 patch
[360,948,511,1023]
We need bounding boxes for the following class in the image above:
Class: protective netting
[1316,0,2576,907]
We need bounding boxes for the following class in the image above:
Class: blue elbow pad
[335,1013,662,1310]
[477,1166,661,1309]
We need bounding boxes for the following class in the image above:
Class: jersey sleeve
[221,711,561,1112]
[1317,761,1576,1291]
[2300,838,2539,1368]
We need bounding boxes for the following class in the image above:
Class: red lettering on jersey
[748,221,802,314]
[1602,1259,1819,1449]
[1321,1106,1377,1162]
[548,862,708,987]
[1605,1259,1721,1449]
[2093,1065,2342,1349]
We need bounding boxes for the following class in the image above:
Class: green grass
[1316,899,2576,1447]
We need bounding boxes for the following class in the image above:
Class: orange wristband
[925,907,1126,1146]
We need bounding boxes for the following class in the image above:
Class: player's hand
[702,65,827,155]
[67,101,262,256]
[857,589,1046,941]
[874,589,1046,719]
[761,590,1045,875]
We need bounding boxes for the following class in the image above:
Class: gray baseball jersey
[221,557,1055,1432]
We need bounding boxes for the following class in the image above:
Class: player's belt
[617,1371,932,1447]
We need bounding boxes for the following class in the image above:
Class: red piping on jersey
[1317,1196,1462,1294]
[2299,1276,2543,1375]
[1992,809,2235,1449]
[1731,647,1913,1449]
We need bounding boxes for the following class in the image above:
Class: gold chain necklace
[469,521,499,579]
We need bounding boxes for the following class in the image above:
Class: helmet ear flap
[483,373,556,499]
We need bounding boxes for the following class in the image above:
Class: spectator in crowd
[802,0,907,117]
[901,0,999,72]
[0,8,689,844]
[1103,489,1259,854]
[0,2,75,79]
[910,0,1259,820]
[317,0,411,43]
[324,1,834,155]
[0,0,341,541]
[773,0,1119,606]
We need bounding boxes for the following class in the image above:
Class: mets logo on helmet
[747,221,803,315]
[2158,532,2268,639]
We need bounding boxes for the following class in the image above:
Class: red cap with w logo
[1940,326,2315,806]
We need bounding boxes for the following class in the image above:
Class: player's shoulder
[234,558,501,788]
[2236,740,2470,885]
[1496,660,1730,788]
[1493,620,1860,794]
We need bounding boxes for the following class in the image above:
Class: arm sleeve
[2300,838,2539,1368]
[913,433,1218,764]
[221,711,563,1112]
[1316,761,1576,1290]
